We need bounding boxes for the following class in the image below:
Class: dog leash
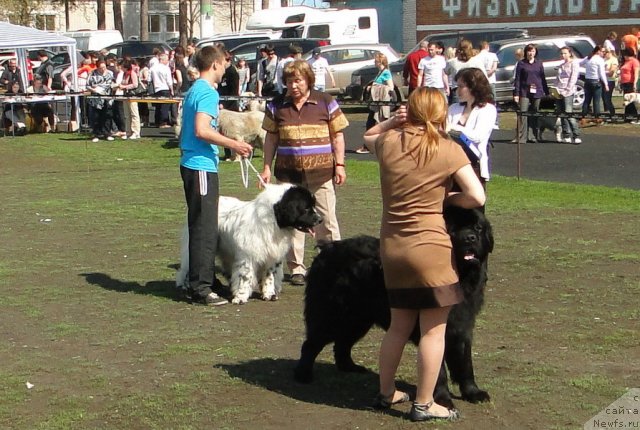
[240,153,268,189]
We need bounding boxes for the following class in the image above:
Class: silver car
[302,43,401,97]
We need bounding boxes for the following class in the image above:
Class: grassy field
[0,133,638,430]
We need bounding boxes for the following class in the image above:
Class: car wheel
[573,80,585,109]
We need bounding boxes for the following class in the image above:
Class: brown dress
[375,127,469,309]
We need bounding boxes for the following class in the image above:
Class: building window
[34,14,56,31]
[166,15,178,32]
[149,15,161,33]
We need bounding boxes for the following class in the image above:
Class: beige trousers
[124,101,141,136]
[288,179,341,275]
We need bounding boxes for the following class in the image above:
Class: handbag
[125,81,147,96]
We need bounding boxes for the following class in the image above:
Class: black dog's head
[444,206,494,269]
[273,186,323,233]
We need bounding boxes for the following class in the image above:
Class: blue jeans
[555,95,580,138]
[582,79,602,117]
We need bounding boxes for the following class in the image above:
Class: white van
[246,6,379,45]
[63,30,123,52]
[196,30,281,51]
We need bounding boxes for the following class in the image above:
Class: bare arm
[446,164,486,208]
[332,131,346,185]
[363,106,408,154]
[195,112,253,156]
[259,131,279,185]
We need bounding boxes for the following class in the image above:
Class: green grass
[0,133,638,429]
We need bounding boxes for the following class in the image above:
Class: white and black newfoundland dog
[176,183,322,304]
[293,206,494,409]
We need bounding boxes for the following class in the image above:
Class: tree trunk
[261,0,269,9]
[140,0,149,41]
[97,0,106,30]
[179,0,188,47]
[64,0,70,31]
[280,0,288,6]
[113,0,123,34]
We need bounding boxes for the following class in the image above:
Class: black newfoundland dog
[293,206,494,408]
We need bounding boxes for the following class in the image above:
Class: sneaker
[121,134,128,140]
[631,120,640,125]
[493,124,500,130]
[555,132,562,143]
[573,137,582,144]
[205,292,228,306]
[106,136,115,141]
[129,133,140,140]
[355,147,370,154]
[91,137,99,143]
[562,137,572,144]
[289,274,306,286]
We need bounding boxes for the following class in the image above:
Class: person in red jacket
[403,41,428,94]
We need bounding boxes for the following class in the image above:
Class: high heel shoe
[409,400,460,422]
[372,391,410,410]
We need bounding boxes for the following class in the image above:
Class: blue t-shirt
[374,69,392,84]
[180,78,220,172]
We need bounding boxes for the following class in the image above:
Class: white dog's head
[623,93,640,107]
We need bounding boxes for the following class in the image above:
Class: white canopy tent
[0,22,78,91]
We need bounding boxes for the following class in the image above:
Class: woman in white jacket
[447,67,496,191]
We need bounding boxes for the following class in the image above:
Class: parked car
[490,34,596,108]
[230,38,330,91]
[0,48,56,70]
[166,36,199,49]
[301,43,400,97]
[102,41,171,59]
[50,50,86,90]
[346,28,529,101]
[63,30,123,52]
[196,30,281,52]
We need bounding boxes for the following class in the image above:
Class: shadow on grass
[216,358,413,417]
[80,272,185,302]
[162,138,179,149]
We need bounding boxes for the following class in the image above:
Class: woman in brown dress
[363,87,485,422]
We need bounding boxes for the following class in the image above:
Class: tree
[261,0,268,9]
[113,0,123,34]
[179,0,188,47]
[97,0,106,30]
[212,0,253,32]
[140,0,149,40]
[0,0,42,26]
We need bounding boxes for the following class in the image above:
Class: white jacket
[447,102,497,180]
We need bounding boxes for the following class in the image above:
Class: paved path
[341,120,640,190]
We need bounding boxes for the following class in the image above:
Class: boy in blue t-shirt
[180,46,253,306]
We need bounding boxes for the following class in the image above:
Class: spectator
[362,87,484,423]
[356,52,394,154]
[513,43,548,143]
[236,58,250,95]
[477,41,499,101]
[445,39,487,104]
[34,50,54,90]
[179,45,253,306]
[3,81,27,135]
[149,53,174,128]
[257,44,278,97]
[174,52,191,95]
[26,76,55,133]
[276,44,303,95]
[0,59,24,92]
[137,57,150,127]
[403,41,429,94]
[447,67,497,188]
[118,59,142,139]
[602,48,619,121]
[186,43,197,67]
[148,48,162,68]
[554,47,582,144]
[219,51,241,161]
[111,59,128,138]
[307,47,335,92]
[580,45,608,125]
[603,31,618,56]
[619,49,640,122]
[621,29,638,57]
[416,42,449,97]
[259,60,348,287]
[86,59,115,142]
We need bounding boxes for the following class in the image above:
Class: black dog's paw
[461,386,491,403]
[434,388,456,409]
[293,365,313,384]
